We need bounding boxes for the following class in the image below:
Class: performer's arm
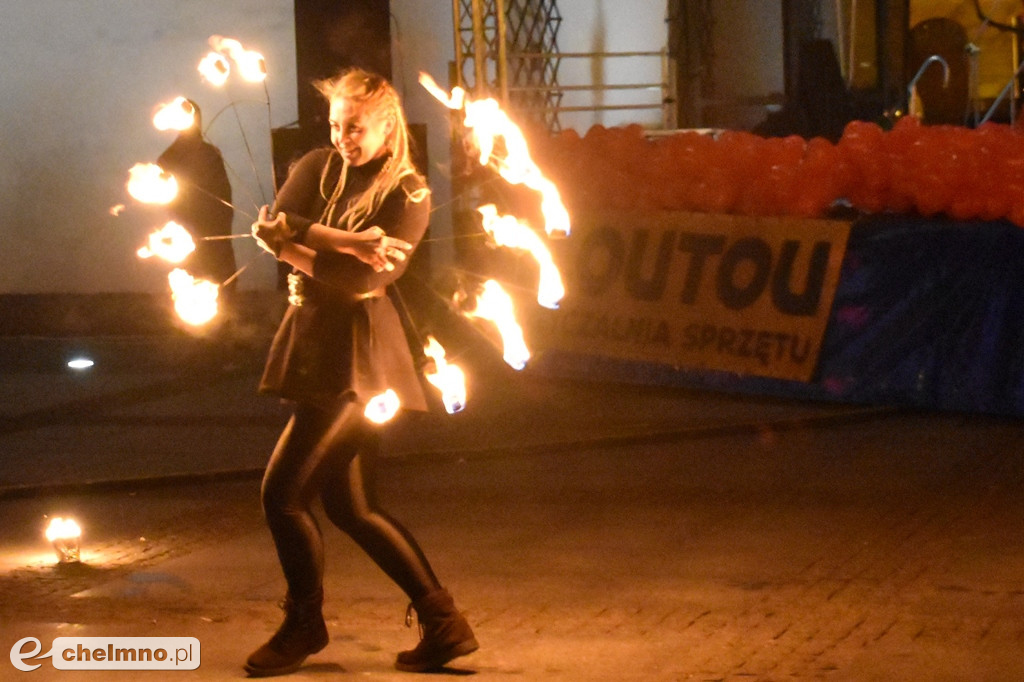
[310,184,430,295]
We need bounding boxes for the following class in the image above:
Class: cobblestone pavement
[1,337,1022,680]
[3,408,1024,681]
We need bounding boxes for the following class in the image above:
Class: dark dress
[157,132,236,286]
[259,148,430,412]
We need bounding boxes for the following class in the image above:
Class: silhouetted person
[157,100,238,318]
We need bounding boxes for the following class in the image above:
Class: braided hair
[313,68,428,231]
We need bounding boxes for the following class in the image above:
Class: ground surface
[1,336,1022,681]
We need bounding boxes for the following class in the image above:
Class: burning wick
[45,517,82,563]
[168,268,219,326]
[365,389,401,424]
[128,163,241,216]
[463,280,531,371]
[126,163,178,205]
[137,221,196,263]
[478,204,564,309]
[423,336,467,414]
[418,71,571,238]
[199,34,273,205]
[419,70,569,370]
[235,50,267,83]
[198,52,230,86]
[208,35,267,83]
[153,96,196,131]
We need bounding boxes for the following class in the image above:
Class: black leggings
[260,399,440,604]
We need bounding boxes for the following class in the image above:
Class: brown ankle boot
[244,593,329,677]
[395,588,479,672]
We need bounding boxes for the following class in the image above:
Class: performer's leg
[260,404,333,602]
[318,401,440,600]
[245,404,333,676]
[317,400,478,672]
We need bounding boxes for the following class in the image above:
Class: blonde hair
[313,68,428,230]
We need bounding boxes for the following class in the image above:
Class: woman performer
[245,67,478,677]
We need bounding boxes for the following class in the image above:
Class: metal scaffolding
[452,0,674,132]
[452,0,563,130]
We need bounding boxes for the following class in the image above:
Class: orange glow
[197,52,230,86]
[126,163,178,205]
[418,72,465,110]
[45,517,81,542]
[418,72,570,238]
[167,268,218,326]
[137,221,196,263]
[235,49,267,83]
[478,204,564,309]
[464,280,530,370]
[45,517,82,563]
[209,35,267,83]
[364,389,401,424]
[153,96,196,131]
[422,336,467,414]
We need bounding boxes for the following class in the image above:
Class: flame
[109,204,125,216]
[208,35,267,83]
[167,268,218,326]
[418,73,465,110]
[126,163,178,204]
[153,96,196,131]
[137,221,196,263]
[364,389,401,424]
[418,72,570,238]
[235,49,267,82]
[198,52,230,86]
[209,35,244,58]
[423,336,467,414]
[45,517,81,542]
[478,204,564,309]
[465,280,530,370]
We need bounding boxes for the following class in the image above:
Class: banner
[527,211,852,382]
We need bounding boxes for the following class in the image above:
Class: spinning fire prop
[152,97,196,132]
[126,163,178,205]
[124,39,570,423]
[417,72,570,384]
[460,279,531,371]
[477,203,564,310]
[167,268,219,327]
[423,335,468,414]
[418,73,570,239]
[126,36,273,330]
[365,389,402,425]
[136,221,195,263]
[204,35,267,84]
[197,51,231,87]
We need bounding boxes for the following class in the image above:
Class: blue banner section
[536,215,1024,417]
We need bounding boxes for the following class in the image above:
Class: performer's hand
[250,205,294,257]
[351,226,412,273]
